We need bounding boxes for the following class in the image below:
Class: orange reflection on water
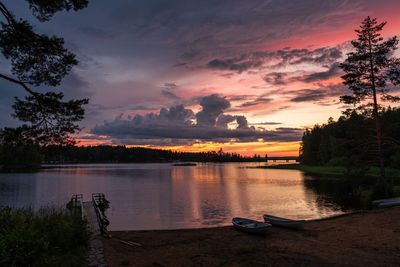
[168,163,336,228]
[4,163,346,230]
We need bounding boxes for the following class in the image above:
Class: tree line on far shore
[42,146,265,164]
[299,106,400,169]
[0,145,266,170]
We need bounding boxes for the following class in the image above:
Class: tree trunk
[372,89,385,179]
[368,36,385,180]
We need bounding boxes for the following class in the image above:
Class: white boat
[263,214,305,229]
[372,197,400,208]
[232,217,271,234]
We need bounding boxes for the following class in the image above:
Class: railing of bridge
[91,193,110,236]
[67,194,84,220]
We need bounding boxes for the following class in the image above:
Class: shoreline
[257,164,400,178]
[103,207,400,266]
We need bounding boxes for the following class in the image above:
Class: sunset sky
[1,0,400,156]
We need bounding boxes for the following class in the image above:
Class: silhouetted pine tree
[0,1,89,146]
[339,17,400,179]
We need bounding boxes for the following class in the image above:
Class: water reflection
[0,163,349,230]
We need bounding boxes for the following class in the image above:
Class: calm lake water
[0,162,349,230]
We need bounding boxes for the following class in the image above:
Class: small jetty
[68,193,110,267]
[172,162,197,166]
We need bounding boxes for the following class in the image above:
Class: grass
[258,164,400,178]
[0,206,89,267]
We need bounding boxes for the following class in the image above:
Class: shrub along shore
[0,207,89,267]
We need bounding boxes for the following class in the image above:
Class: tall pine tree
[340,17,400,179]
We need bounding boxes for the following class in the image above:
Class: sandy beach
[103,207,400,267]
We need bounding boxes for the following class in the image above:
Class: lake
[0,162,349,230]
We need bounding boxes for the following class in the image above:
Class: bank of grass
[259,164,400,178]
[0,206,89,267]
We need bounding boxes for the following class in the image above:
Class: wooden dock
[69,193,110,236]
[69,193,109,266]
[82,201,101,235]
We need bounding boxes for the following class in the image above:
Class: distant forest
[300,107,400,168]
[41,146,266,164]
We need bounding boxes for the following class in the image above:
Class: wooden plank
[82,201,100,236]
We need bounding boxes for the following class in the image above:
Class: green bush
[0,207,89,267]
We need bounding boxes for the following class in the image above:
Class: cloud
[161,82,182,100]
[290,89,327,102]
[206,46,344,73]
[91,94,303,145]
[4,0,393,139]
[239,96,273,107]
[56,71,93,99]
[215,114,236,128]
[263,72,289,85]
[161,90,181,100]
[280,47,343,66]
[250,122,282,125]
[196,94,230,126]
[300,62,342,83]
[207,58,263,73]
[263,61,342,85]
[289,84,346,103]
[235,115,249,129]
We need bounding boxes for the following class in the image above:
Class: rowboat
[372,197,400,208]
[232,217,271,234]
[263,214,305,229]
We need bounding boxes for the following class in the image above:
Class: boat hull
[372,197,400,208]
[232,217,271,234]
[263,214,305,230]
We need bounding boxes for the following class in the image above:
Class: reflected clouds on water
[0,163,349,230]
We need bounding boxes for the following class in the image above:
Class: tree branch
[0,1,14,25]
[0,74,49,126]
[0,73,38,96]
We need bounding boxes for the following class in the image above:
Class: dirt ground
[103,207,400,267]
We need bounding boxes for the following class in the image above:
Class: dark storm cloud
[91,94,303,144]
